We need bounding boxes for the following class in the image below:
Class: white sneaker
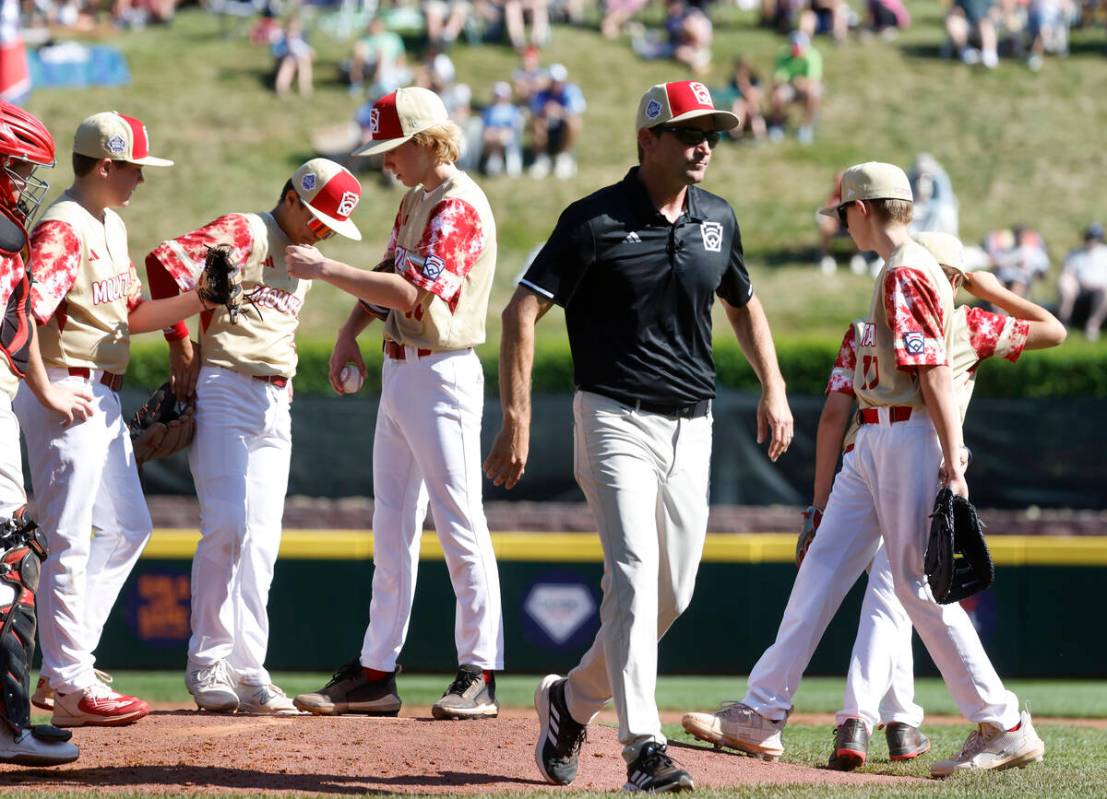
[982,49,999,69]
[33,668,112,711]
[236,683,302,715]
[960,47,981,65]
[931,709,1045,777]
[185,660,240,713]
[554,152,576,180]
[797,125,814,145]
[681,702,787,760]
[849,253,869,274]
[529,153,551,179]
[0,724,79,766]
[819,255,838,274]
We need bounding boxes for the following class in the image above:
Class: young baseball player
[288,87,504,721]
[144,158,363,715]
[802,233,1066,770]
[16,111,206,728]
[682,163,1046,778]
[0,100,91,766]
[486,81,792,793]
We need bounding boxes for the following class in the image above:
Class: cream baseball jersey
[0,251,25,398]
[853,240,955,410]
[149,212,308,379]
[30,192,143,375]
[831,306,1030,450]
[381,171,496,351]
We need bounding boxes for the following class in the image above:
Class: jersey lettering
[860,322,876,347]
[90,271,132,305]
[249,285,303,317]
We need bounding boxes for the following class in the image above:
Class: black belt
[585,388,710,420]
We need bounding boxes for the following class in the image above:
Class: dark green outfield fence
[94,532,1106,678]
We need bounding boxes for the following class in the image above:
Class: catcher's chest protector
[0,273,32,378]
[0,516,48,733]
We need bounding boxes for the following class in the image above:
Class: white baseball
[339,364,364,395]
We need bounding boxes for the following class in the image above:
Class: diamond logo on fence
[524,583,595,645]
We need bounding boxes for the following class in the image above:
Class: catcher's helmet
[0,101,55,226]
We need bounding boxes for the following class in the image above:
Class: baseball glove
[795,505,822,568]
[128,382,195,464]
[196,245,245,323]
[924,488,994,604]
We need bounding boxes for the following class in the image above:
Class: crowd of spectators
[942,0,1100,71]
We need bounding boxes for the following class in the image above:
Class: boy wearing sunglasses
[486,80,792,792]
[145,158,362,715]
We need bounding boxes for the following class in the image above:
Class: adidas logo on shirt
[624,231,641,244]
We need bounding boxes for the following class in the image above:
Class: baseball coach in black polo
[484,79,794,793]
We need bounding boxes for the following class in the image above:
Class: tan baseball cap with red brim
[353,87,449,157]
[636,80,739,132]
[292,158,363,241]
[73,112,173,167]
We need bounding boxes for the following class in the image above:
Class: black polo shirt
[520,167,753,408]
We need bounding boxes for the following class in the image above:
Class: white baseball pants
[16,370,152,694]
[563,390,712,764]
[359,347,503,673]
[743,409,1019,730]
[0,392,26,517]
[188,366,291,687]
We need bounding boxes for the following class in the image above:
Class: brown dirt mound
[0,712,920,795]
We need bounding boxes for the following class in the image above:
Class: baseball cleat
[827,718,869,771]
[534,674,587,785]
[681,703,786,761]
[186,660,240,713]
[930,709,1045,777]
[623,742,694,793]
[0,725,79,766]
[431,665,498,720]
[236,683,303,715]
[33,668,113,712]
[51,682,149,727]
[885,722,930,761]
[292,659,402,716]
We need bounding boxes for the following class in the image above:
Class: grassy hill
[23,3,1107,348]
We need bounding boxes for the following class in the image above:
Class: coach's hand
[484,422,529,490]
[758,387,793,462]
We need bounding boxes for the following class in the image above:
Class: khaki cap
[353,87,449,157]
[819,161,912,217]
[73,111,173,167]
[636,80,738,133]
[915,231,966,275]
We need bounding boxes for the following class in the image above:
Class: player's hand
[483,422,529,490]
[41,384,94,425]
[329,331,366,396]
[963,269,1000,297]
[940,462,970,499]
[168,338,199,401]
[757,388,793,462]
[285,244,327,280]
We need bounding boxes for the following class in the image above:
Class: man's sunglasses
[307,214,336,241]
[656,126,722,150]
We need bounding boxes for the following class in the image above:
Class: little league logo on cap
[635,80,739,133]
[353,87,449,157]
[819,161,913,217]
[292,158,363,241]
[73,111,173,167]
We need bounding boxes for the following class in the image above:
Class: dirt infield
[0,712,920,795]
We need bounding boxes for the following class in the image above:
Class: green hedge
[125,338,1107,398]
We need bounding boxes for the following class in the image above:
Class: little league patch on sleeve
[700,221,723,252]
[422,254,445,280]
[904,331,925,355]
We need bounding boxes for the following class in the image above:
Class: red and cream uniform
[739,240,1021,733]
[147,159,362,696]
[15,192,152,698]
[358,167,504,675]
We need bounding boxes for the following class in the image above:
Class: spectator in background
[416,53,480,170]
[601,0,650,38]
[512,45,547,106]
[529,62,584,179]
[423,0,471,48]
[907,152,959,236]
[800,0,850,44]
[865,0,910,36]
[769,30,823,144]
[986,224,1050,296]
[481,81,524,176]
[1057,223,1107,339]
[632,0,714,74]
[350,16,410,97]
[272,16,314,97]
[1026,0,1071,70]
[714,57,767,141]
[945,0,999,68]
[504,0,550,50]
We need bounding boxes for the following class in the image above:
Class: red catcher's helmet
[0,101,56,225]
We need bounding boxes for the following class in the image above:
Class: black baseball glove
[128,382,195,464]
[196,245,245,323]
[924,487,994,604]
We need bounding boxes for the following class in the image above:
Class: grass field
[22,3,1107,347]
[19,673,1107,797]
